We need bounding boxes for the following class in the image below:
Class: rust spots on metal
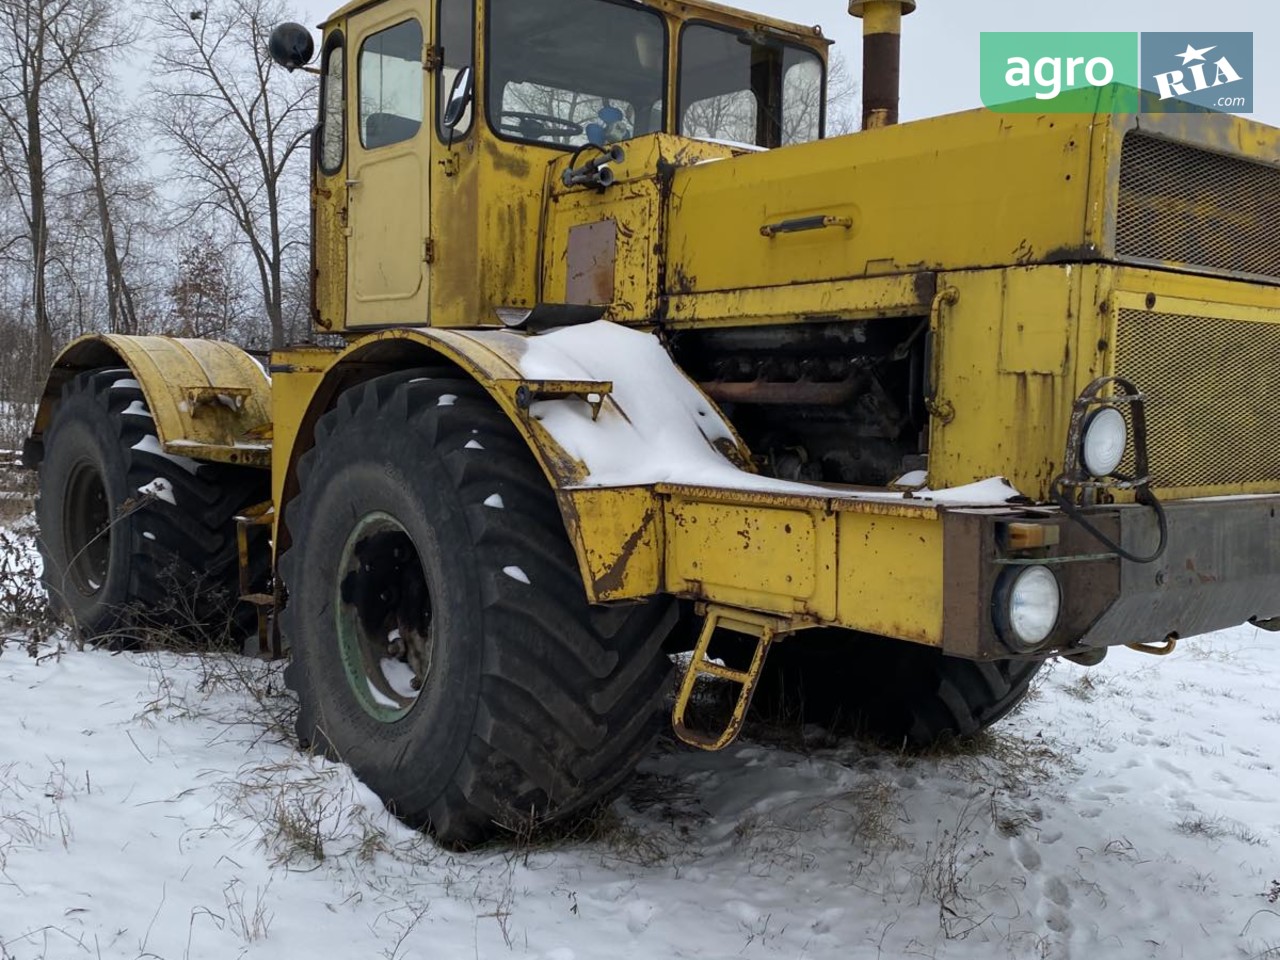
[700,376,859,406]
[566,220,618,305]
[667,260,698,296]
[483,137,531,178]
[592,507,656,596]
[912,271,938,305]
[1042,243,1103,263]
[1184,558,1217,584]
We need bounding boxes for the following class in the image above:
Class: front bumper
[943,494,1280,659]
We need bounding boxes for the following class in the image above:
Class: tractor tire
[748,631,1043,747]
[279,371,676,848]
[36,368,268,645]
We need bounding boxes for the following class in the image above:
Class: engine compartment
[670,319,929,486]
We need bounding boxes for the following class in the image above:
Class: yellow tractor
[23,0,1280,846]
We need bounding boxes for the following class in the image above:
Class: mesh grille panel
[1115,308,1280,488]
[1117,133,1280,282]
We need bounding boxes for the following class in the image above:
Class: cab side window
[318,33,345,173]
[437,0,474,138]
[359,20,424,149]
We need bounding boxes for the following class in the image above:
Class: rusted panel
[1083,496,1280,647]
[566,221,618,305]
[561,486,664,602]
[942,507,1121,660]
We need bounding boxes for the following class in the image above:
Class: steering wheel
[499,110,584,139]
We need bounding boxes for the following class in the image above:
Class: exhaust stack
[849,0,916,128]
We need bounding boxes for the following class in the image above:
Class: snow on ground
[3,522,1280,959]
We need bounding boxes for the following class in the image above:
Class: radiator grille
[1115,308,1280,488]
[1116,133,1280,283]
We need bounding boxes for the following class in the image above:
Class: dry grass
[1175,812,1267,846]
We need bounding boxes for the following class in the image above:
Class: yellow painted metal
[925,266,1081,501]
[33,335,272,469]
[1127,636,1178,657]
[266,348,329,523]
[561,487,664,602]
[655,482,943,643]
[671,605,798,751]
[343,0,432,328]
[667,109,1097,299]
[320,0,827,41]
[663,272,935,329]
[835,509,943,646]
[851,0,912,31]
[542,136,733,319]
[665,494,837,621]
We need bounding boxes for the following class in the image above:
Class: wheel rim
[63,459,111,597]
[335,512,435,723]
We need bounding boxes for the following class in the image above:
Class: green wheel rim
[335,511,434,723]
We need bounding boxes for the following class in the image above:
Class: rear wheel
[36,368,268,644]
[746,631,1043,747]
[280,371,676,848]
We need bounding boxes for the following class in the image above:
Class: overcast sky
[291,0,1277,127]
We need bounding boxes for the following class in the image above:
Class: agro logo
[978,33,1140,113]
[1141,33,1253,112]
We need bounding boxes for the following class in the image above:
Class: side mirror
[268,22,315,72]
[442,66,474,131]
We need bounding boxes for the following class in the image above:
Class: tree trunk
[24,64,52,387]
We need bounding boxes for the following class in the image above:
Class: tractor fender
[279,323,752,601]
[26,335,272,470]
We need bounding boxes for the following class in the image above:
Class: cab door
[346,3,430,327]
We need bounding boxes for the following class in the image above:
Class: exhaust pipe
[849,0,915,128]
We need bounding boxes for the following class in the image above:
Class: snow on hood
[517,322,1025,506]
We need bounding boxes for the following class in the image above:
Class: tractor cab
[302,0,830,333]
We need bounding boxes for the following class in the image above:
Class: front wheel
[746,631,1043,747]
[280,371,676,848]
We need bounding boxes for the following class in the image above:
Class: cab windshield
[487,0,667,149]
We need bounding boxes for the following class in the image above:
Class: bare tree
[149,0,315,349]
[169,232,244,340]
[55,48,146,335]
[0,0,120,386]
[825,53,859,136]
[680,51,857,146]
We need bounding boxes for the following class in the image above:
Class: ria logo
[1142,33,1253,112]
[1152,43,1242,99]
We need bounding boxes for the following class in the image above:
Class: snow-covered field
[3,510,1280,960]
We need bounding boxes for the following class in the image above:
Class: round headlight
[1082,407,1127,478]
[1003,565,1061,650]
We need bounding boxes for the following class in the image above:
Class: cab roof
[318,0,830,48]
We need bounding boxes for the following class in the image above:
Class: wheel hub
[62,459,111,597]
[335,512,434,722]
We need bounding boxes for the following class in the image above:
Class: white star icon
[1176,43,1216,65]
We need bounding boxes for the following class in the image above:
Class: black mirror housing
[268,22,315,72]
